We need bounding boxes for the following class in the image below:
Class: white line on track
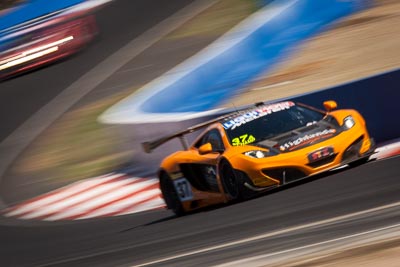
[0,0,220,208]
[19,178,150,220]
[3,173,124,217]
[77,188,164,220]
[45,180,161,221]
[132,201,400,267]
[214,223,400,267]
[2,173,164,221]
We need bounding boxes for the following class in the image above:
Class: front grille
[307,154,337,168]
[262,168,306,184]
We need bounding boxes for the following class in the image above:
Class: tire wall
[115,67,400,175]
[287,68,400,144]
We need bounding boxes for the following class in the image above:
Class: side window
[195,129,224,152]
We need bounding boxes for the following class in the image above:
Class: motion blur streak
[0,36,75,70]
[18,35,73,57]
[0,0,110,79]
[2,173,165,221]
[371,139,400,160]
[2,141,400,221]
[3,173,123,217]
[0,47,59,71]
[214,223,400,267]
[134,202,400,267]
[100,0,368,124]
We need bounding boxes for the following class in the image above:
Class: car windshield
[221,102,325,146]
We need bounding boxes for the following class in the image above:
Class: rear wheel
[159,172,185,216]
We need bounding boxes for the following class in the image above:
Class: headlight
[244,150,271,159]
[344,116,355,129]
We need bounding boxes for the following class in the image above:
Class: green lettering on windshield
[232,134,256,146]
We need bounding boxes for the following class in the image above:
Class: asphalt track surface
[0,157,398,266]
[1,1,400,267]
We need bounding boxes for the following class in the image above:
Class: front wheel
[219,160,244,201]
[159,172,185,216]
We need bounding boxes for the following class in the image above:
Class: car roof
[219,101,296,126]
[143,101,296,153]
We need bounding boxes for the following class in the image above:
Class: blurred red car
[0,2,103,80]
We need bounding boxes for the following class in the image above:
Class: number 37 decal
[173,178,193,201]
[232,134,256,146]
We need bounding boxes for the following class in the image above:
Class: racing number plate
[173,178,193,201]
[308,146,334,162]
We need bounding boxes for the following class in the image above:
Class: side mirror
[199,143,213,155]
[323,100,337,112]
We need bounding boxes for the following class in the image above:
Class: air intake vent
[307,154,337,168]
[262,168,306,184]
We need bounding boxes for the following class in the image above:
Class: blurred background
[1,0,399,199]
[0,0,400,266]
[0,0,398,201]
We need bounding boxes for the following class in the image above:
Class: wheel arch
[158,169,186,216]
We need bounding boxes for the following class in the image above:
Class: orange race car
[143,100,375,216]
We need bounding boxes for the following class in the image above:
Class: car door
[180,129,225,192]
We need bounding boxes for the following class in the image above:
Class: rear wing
[142,129,192,154]
[141,112,234,154]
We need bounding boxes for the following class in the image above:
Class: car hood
[255,120,342,153]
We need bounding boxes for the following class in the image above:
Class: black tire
[159,172,185,216]
[219,160,244,201]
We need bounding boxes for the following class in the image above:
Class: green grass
[15,93,133,183]
[166,0,260,39]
